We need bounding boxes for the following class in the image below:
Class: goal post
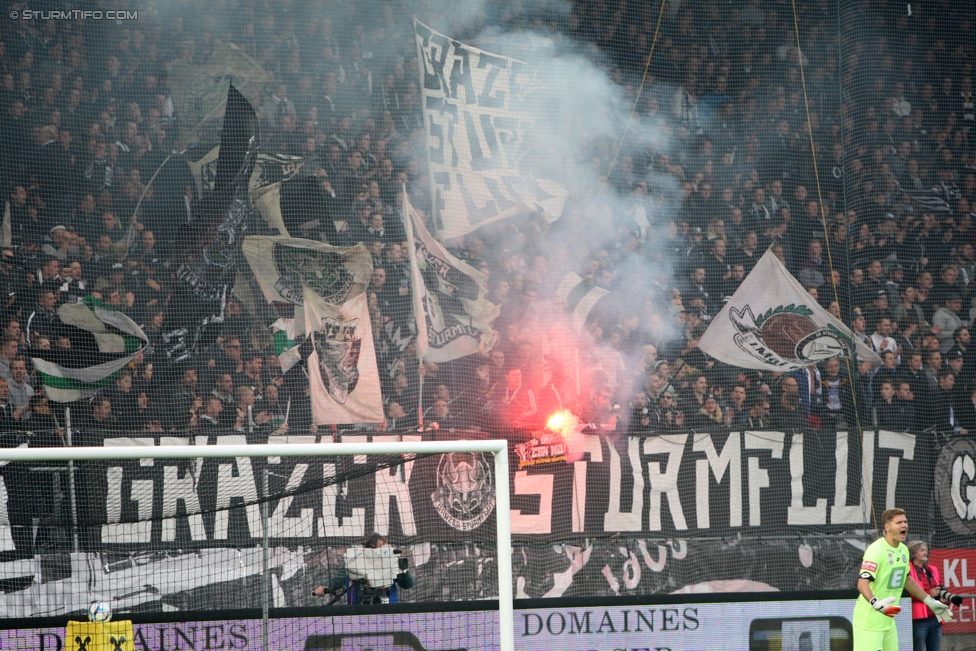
[0,440,514,651]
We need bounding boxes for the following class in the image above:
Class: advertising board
[0,597,912,651]
[929,548,976,635]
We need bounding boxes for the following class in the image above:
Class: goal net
[0,440,513,651]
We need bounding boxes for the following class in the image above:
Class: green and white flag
[555,272,609,335]
[271,318,302,374]
[698,249,882,371]
[32,300,149,402]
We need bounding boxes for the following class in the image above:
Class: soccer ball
[87,601,112,623]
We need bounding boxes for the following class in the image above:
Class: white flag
[304,288,384,425]
[242,236,373,306]
[415,20,568,240]
[698,249,882,371]
[402,194,499,362]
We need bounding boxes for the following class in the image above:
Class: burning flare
[546,410,585,462]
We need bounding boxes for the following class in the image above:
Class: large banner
[0,429,930,550]
[415,21,568,240]
[0,429,965,615]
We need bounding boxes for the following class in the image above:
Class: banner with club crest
[304,287,385,425]
[241,236,373,307]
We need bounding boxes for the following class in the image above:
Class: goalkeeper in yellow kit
[854,508,953,651]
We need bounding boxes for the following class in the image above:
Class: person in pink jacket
[908,540,952,651]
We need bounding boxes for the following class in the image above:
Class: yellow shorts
[853,625,898,651]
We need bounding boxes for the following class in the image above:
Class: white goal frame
[0,439,515,651]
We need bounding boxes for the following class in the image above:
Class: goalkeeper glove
[924,596,954,623]
[870,596,902,617]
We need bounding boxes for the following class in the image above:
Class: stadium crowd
[0,0,971,455]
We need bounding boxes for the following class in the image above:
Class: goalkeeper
[854,508,953,651]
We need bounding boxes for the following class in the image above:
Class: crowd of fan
[0,0,972,447]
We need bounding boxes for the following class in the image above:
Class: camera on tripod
[344,545,400,588]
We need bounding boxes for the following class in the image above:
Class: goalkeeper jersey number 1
[853,537,909,631]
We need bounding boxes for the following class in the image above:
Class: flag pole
[401,186,427,431]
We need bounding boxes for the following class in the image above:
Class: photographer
[908,540,962,651]
[312,531,415,604]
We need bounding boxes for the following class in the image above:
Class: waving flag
[242,236,373,307]
[698,249,882,371]
[402,194,499,362]
[304,288,384,425]
[554,272,609,335]
[31,300,149,402]
[167,43,269,144]
[415,20,568,239]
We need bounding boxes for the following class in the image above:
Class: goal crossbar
[0,440,515,651]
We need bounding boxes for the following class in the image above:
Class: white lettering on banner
[744,432,784,527]
[66,429,931,551]
[542,544,593,598]
[636,540,667,572]
[952,453,976,520]
[693,432,742,528]
[943,558,976,588]
[318,463,366,538]
[878,430,915,509]
[415,21,567,239]
[372,435,419,537]
[102,438,155,544]
[161,465,206,541]
[512,471,554,534]
[0,475,15,551]
[788,432,827,525]
[832,430,874,524]
[319,434,366,537]
[267,436,316,539]
[605,438,644,531]
[669,539,688,559]
[571,435,603,532]
[620,548,641,589]
[644,435,688,530]
[213,435,263,540]
[160,437,207,541]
